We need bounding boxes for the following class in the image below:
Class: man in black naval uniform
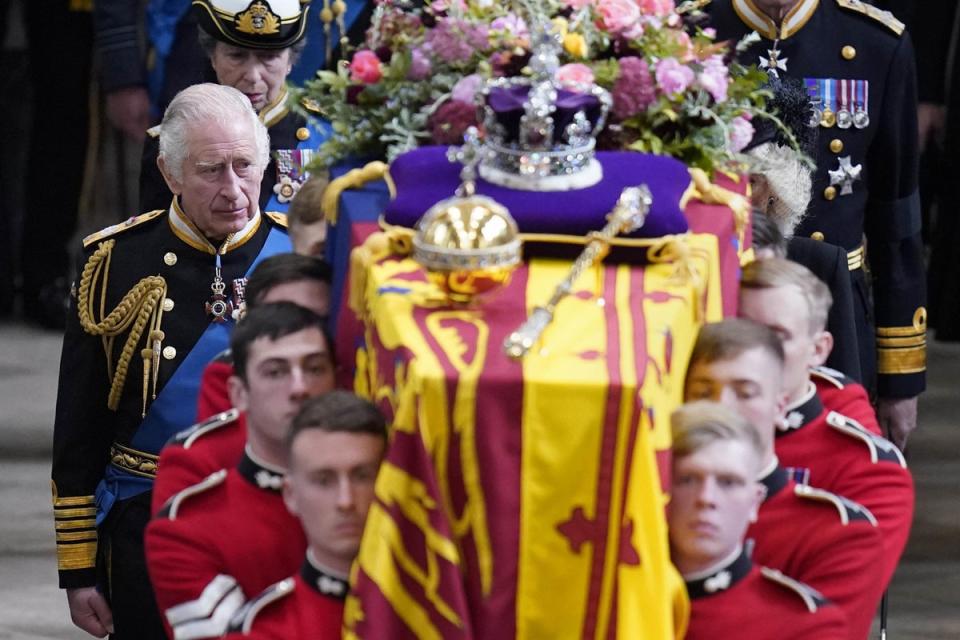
[51,83,293,639]
[139,0,364,215]
[708,0,926,448]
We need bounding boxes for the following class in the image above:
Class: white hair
[159,83,271,181]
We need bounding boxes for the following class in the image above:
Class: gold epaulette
[794,484,878,526]
[876,307,927,375]
[82,209,165,248]
[759,567,828,613]
[265,211,289,228]
[160,469,228,520]
[147,124,162,139]
[836,0,905,36]
[52,481,98,572]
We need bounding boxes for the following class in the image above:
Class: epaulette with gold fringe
[82,209,165,248]
[836,0,905,35]
[159,469,228,520]
[265,211,289,228]
[760,567,830,613]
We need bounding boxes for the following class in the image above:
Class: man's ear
[157,155,183,196]
[811,329,834,367]
[227,375,249,412]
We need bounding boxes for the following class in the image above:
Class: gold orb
[413,195,521,304]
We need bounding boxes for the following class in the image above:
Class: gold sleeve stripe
[877,336,926,348]
[54,507,98,519]
[52,494,96,507]
[57,541,97,571]
[56,530,99,543]
[877,347,926,374]
[55,519,97,531]
[876,327,926,338]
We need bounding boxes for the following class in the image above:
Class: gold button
[824,186,837,201]
[162,346,177,360]
[842,45,856,60]
[162,298,175,312]
[811,231,825,241]
[296,127,310,141]
[829,139,844,154]
[163,252,177,266]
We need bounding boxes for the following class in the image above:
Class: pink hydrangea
[596,0,643,38]
[655,57,694,95]
[698,54,729,103]
[425,17,489,64]
[407,47,432,81]
[451,74,483,104]
[350,50,383,84]
[612,56,657,119]
[727,116,755,153]
[490,13,528,40]
[556,63,595,92]
[637,0,675,15]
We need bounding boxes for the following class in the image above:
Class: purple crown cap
[486,85,605,148]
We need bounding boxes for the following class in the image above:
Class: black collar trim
[779,383,823,434]
[685,549,753,599]
[760,464,790,500]
[301,553,349,600]
[237,448,285,493]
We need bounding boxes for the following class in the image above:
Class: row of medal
[805,78,870,129]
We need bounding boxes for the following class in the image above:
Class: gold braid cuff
[77,240,168,414]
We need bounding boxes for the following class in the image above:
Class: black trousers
[98,491,166,640]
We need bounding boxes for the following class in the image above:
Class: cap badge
[236,0,281,36]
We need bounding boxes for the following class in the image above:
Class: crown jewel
[475,24,612,191]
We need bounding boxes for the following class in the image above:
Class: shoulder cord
[76,240,168,416]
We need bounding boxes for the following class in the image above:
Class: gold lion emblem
[235,0,281,35]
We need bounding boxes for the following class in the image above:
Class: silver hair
[159,83,271,182]
[196,27,307,65]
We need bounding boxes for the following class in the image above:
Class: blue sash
[145,0,192,116]
[95,225,291,523]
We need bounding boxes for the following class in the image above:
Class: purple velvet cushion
[384,147,691,238]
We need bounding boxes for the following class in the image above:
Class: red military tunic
[196,351,235,421]
[145,451,306,640]
[223,555,347,639]
[812,366,882,436]
[151,408,247,514]
[747,465,886,639]
[777,381,914,589]
[684,549,848,640]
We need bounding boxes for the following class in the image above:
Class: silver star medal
[759,47,788,77]
[828,156,862,196]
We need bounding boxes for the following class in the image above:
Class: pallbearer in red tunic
[151,254,334,514]
[739,258,914,587]
[685,319,885,638]
[146,304,330,639]
[669,402,848,640]
[224,391,387,639]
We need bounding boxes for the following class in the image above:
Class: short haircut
[197,27,308,64]
[751,209,787,258]
[286,391,387,453]
[741,258,832,332]
[687,318,785,376]
[671,400,764,463]
[245,254,333,310]
[230,302,327,382]
[288,173,330,228]
[159,83,270,182]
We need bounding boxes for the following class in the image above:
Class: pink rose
[556,63,595,92]
[655,57,694,95]
[596,0,642,38]
[451,74,484,104]
[698,55,729,103]
[727,116,755,153]
[637,0,675,15]
[703,27,717,39]
[350,50,383,84]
